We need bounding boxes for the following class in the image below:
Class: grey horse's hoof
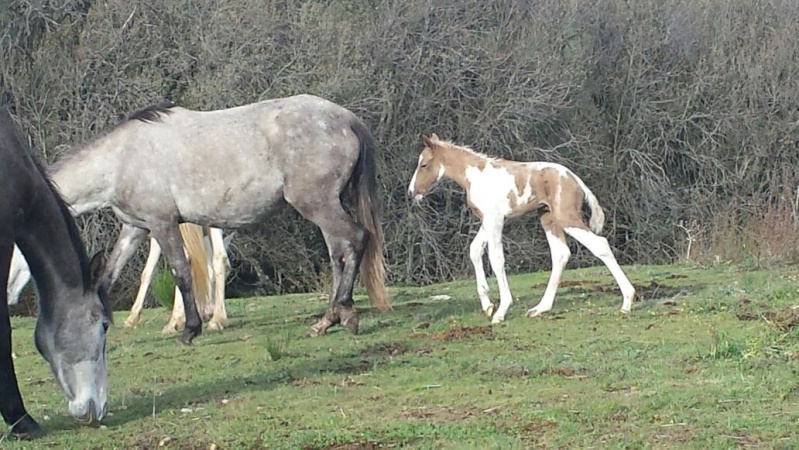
[178,326,200,345]
[339,308,359,335]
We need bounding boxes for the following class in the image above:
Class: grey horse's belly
[174,178,286,228]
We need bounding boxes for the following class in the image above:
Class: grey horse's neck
[50,135,121,216]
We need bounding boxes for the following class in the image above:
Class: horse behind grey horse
[0,108,111,439]
[46,94,390,345]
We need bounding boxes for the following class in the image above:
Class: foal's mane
[435,139,495,162]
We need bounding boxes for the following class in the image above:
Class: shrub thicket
[3,0,798,307]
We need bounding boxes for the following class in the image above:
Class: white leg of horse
[469,226,494,317]
[564,227,636,313]
[207,228,229,331]
[161,286,186,334]
[526,228,571,318]
[123,238,162,327]
[7,246,31,306]
[484,217,513,324]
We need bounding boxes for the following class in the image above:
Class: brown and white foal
[407,134,635,323]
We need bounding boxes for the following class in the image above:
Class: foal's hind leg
[526,217,572,318]
[564,227,636,313]
[207,228,229,331]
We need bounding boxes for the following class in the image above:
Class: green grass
[4,263,799,449]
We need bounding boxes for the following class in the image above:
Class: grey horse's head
[34,252,110,424]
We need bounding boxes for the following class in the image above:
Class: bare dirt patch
[736,305,799,332]
[432,325,494,341]
[312,442,384,450]
[360,342,409,357]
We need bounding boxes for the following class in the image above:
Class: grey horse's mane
[127,102,175,123]
[51,102,177,171]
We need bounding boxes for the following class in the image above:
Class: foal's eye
[420,162,429,169]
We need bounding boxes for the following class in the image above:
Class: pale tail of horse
[350,121,390,312]
[570,173,606,235]
[180,223,212,315]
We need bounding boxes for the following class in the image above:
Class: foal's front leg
[469,226,494,317]
[484,217,513,323]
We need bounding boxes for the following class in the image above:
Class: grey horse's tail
[348,119,391,312]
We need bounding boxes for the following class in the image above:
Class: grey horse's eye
[102,321,109,333]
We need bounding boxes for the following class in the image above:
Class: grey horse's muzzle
[72,398,107,426]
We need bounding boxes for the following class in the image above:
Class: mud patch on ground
[124,432,216,450]
[312,441,384,450]
[432,325,494,341]
[736,305,799,332]
[360,342,409,357]
[399,405,474,422]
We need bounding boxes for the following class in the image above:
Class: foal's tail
[569,171,606,235]
[348,119,391,312]
[179,223,212,314]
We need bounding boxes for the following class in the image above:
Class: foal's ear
[430,133,440,141]
[422,134,436,148]
[87,251,106,288]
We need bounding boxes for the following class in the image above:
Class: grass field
[3,263,799,449]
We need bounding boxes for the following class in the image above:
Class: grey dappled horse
[0,108,111,439]
[47,94,390,345]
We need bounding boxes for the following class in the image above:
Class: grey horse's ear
[87,251,106,289]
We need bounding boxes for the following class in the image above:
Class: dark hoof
[340,309,359,335]
[308,317,335,337]
[11,415,41,440]
[178,326,200,345]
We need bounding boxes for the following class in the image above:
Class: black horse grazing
[0,108,111,439]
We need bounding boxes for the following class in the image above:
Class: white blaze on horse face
[408,154,424,199]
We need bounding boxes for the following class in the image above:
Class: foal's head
[407,134,448,200]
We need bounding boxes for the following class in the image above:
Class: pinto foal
[407,134,635,323]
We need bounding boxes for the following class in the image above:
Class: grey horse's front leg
[100,224,149,289]
[149,223,202,345]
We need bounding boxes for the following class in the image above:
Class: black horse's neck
[16,195,90,319]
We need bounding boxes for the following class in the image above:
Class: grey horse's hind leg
[100,224,149,289]
[292,202,368,337]
[149,222,202,345]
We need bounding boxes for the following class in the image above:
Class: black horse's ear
[87,251,106,288]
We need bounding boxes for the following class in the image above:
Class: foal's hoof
[484,304,496,318]
[525,308,545,318]
[122,317,139,328]
[11,415,41,440]
[207,319,227,331]
[308,317,335,337]
[490,315,505,324]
